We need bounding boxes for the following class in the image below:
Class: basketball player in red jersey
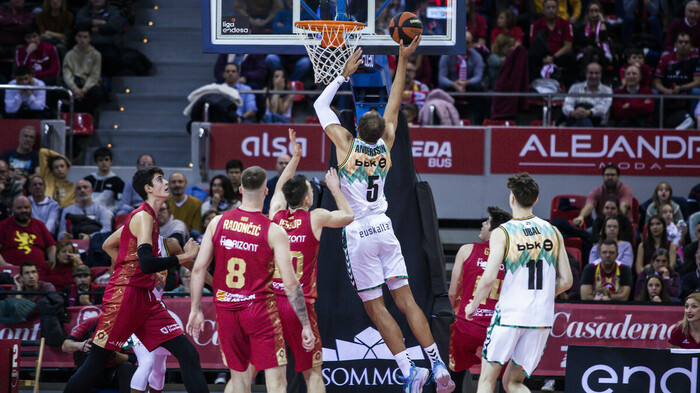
[447,207,511,393]
[64,167,209,393]
[187,166,315,393]
[267,128,354,392]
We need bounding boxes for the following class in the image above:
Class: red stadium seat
[0,265,19,276]
[566,246,583,271]
[60,112,94,136]
[71,239,90,251]
[305,116,320,124]
[482,119,515,126]
[90,267,109,278]
[0,284,14,291]
[461,119,471,126]
[530,120,555,127]
[550,195,587,221]
[630,197,640,227]
[564,237,583,251]
[287,80,306,102]
[114,213,129,230]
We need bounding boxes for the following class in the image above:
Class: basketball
[389,12,422,45]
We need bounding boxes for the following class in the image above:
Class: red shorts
[276,295,322,372]
[216,297,287,372]
[93,285,182,351]
[449,319,487,372]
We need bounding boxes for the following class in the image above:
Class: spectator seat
[1,265,19,276]
[287,80,306,102]
[566,246,583,271]
[71,239,90,252]
[114,213,129,230]
[90,267,109,278]
[60,112,94,136]
[482,119,515,126]
[550,194,587,221]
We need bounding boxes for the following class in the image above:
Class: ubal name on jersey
[222,217,262,236]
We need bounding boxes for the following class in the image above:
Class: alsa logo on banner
[241,133,308,157]
[322,327,424,386]
[581,358,697,393]
[412,140,452,168]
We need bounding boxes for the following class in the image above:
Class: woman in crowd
[263,68,295,124]
[573,0,612,67]
[635,275,672,303]
[200,175,240,215]
[194,209,219,243]
[636,215,678,274]
[43,240,82,288]
[635,248,681,300]
[659,202,687,247]
[487,33,517,87]
[489,9,523,47]
[590,197,634,243]
[589,216,634,268]
[36,0,74,57]
[646,182,684,224]
[669,293,700,349]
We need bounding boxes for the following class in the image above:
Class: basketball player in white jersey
[464,173,573,393]
[313,37,455,393]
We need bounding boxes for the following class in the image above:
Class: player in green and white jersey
[464,173,573,393]
[313,37,454,393]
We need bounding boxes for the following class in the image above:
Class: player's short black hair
[133,166,164,200]
[74,25,92,36]
[282,174,309,208]
[507,173,539,207]
[600,238,618,252]
[93,147,112,162]
[226,159,243,172]
[602,164,619,176]
[357,110,386,144]
[487,206,511,230]
[241,166,267,191]
[20,261,37,274]
[624,47,643,61]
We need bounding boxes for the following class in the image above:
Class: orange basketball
[388,12,423,45]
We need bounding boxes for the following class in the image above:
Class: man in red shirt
[14,25,60,83]
[268,129,354,393]
[528,0,575,86]
[0,195,55,270]
[447,207,511,393]
[188,166,314,393]
[63,167,209,393]
[573,164,634,228]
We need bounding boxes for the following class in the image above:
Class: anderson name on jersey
[338,138,392,220]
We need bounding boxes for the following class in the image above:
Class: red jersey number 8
[226,257,247,289]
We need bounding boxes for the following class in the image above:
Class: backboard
[202,0,465,55]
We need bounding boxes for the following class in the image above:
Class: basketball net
[294,20,364,85]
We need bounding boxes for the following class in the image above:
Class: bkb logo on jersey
[517,239,554,252]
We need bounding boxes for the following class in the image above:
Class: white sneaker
[432,360,455,393]
[676,116,695,130]
[214,372,227,384]
[399,363,430,393]
[542,378,555,391]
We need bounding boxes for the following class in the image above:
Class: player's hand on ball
[182,238,200,262]
[399,35,421,58]
[289,128,301,157]
[186,310,205,340]
[325,168,340,191]
[301,325,315,351]
[342,48,363,79]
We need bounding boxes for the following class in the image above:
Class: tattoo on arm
[286,285,309,326]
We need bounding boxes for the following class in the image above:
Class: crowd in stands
[551,163,700,303]
[1,0,149,122]
[184,0,700,129]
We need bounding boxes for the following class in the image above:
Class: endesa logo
[411,140,452,168]
[221,15,250,34]
[580,358,698,393]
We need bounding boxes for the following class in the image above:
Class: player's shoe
[398,363,430,393]
[431,360,455,393]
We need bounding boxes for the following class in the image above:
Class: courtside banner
[490,127,700,176]
[208,124,485,174]
[564,346,700,393]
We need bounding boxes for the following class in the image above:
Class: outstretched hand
[399,35,421,59]
[341,48,363,79]
[325,168,340,191]
[289,128,301,157]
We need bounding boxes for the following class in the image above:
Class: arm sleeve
[97,207,113,234]
[27,88,46,110]
[437,55,453,89]
[467,51,484,86]
[45,204,60,235]
[5,89,21,113]
[58,209,69,238]
[138,244,180,274]
[313,75,345,129]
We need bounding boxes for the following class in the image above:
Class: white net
[295,22,364,85]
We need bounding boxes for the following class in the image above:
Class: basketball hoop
[294,20,364,85]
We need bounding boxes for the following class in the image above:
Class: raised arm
[382,36,421,150]
[269,128,302,220]
[313,49,363,162]
[186,215,220,340]
[270,222,315,350]
[310,168,354,239]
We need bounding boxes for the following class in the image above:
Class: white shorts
[482,316,550,377]
[342,213,408,292]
